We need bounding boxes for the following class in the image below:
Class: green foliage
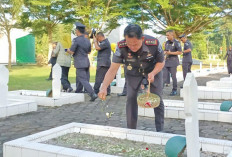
[0,0,24,68]
[126,0,232,36]
[35,33,49,65]
[191,33,208,59]
[68,0,123,33]
[222,35,227,58]
[20,0,75,41]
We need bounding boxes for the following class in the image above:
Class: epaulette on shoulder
[118,40,127,48]
[145,39,158,46]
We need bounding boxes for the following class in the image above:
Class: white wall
[0,29,30,64]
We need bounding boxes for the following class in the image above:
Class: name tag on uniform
[127,58,136,62]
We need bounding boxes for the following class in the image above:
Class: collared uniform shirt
[182,40,192,63]
[97,38,111,67]
[70,35,91,69]
[164,39,182,67]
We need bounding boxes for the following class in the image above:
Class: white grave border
[4,123,232,157]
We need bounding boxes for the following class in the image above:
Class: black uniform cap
[179,34,186,38]
[75,22,85,30]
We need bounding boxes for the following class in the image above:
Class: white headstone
[217,62,219,69]
[183,73,200,157]
[210,63,212,71]
[116,65,122,87]
[52,63,61,99]
[199,62,202,71]
[0,65,9,106]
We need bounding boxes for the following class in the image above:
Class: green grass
[8,61,223,91]
[8,65,97,91]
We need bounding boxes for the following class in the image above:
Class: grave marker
[183,73,200,157]
[0,65,9,106]
[52,63,61,99]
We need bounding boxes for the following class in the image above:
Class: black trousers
[76,68,94,95]
[94,66,110,94]
[182,62,192,80]
[163,66,177,91]
[126,75,164,132]
[227,59,232,74]
[61,66,71,90]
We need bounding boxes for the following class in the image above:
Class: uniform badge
[145,39,158,46]
[128,52,133,58]
[147,53,152,57]
[127,64,132,70]
[118,40,127,48]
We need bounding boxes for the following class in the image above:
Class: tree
[20,0,75,60]
[127,0,232,37]
[0,0,23,68]
[68,0,123,34]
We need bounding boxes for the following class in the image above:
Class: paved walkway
[0,72,232,157]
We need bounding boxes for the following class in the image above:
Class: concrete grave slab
[0,65,38,118]
[8,90,84,107]
[3,123,232,157]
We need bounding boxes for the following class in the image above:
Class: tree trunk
[7,29,12,69]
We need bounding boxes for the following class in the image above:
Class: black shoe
[67,87,73,93]
[170,91,177,96]
[90,93,98,101]
[180,86,183,89]
[117,93,126,96]
[107,93,111,96]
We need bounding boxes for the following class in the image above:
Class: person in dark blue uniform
[93,32,111,95]
[67,22,97,101]
[98,24,165,132]
[179,34,193,81]
[224,46,232,74]
[163,30,182,96]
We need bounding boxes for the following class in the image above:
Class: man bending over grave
[98,24,165,132]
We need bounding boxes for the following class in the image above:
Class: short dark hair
[97,32,104,37]
[124,24,143,39]
[77,27,85,34]
[167,30,174,33]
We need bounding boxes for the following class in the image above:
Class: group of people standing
[48,22,112,102]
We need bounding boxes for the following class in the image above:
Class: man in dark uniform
[47,42,57,80]
[93,32,111,95]
[67,22,97,101]
[163,30,182,96]
[179,34,193,81]
[98,24,165,132]
[224,45,232,74]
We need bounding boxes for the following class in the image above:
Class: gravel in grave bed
[42,133,226,157]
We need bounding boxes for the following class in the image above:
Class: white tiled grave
[8,90,85,107]
[220,76,232,82]
[3,123,232,157]
[0,99,37,118]
[139,100,232,123]
[180,86,232,100]
[207,81,232,88]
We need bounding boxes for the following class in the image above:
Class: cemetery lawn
[8,65,96,91]
[8,63,218,91]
